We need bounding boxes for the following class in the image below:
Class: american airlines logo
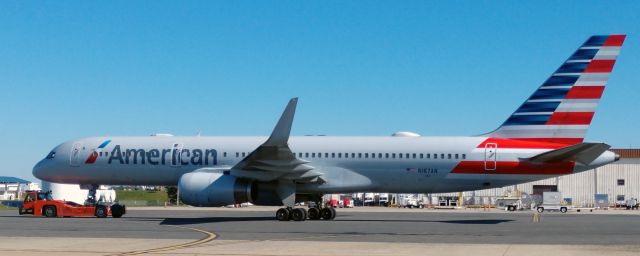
[86,140,218,166]
[85,140,111,164]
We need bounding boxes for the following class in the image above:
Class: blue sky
[1,1,639,181]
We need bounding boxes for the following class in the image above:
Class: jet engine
[178,171,282,207]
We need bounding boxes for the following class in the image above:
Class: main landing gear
[275,206,336,221]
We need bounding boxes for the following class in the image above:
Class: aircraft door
[70,143,85,167]
[484,143,497,171]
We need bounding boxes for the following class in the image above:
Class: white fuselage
[32,135,615,194]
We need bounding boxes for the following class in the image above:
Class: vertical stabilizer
[487,35,626,144]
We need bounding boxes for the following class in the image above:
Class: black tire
[320,208,334,220]
[111,204,124,218]
[308,208,321,220]
[18,207,24,215]
[276,208,290,221]
[537,207,544,213]
[95,205,107,218]
[291,208,307,221]
[560,207,567,213]
[43,206,57,218]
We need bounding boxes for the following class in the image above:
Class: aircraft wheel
[321,207,336,220]
[560,207,567,213]
[291,208,307,221]
[537,207,544,213]
[111,204,124,218]
[95,205,107,218]
[276,208,290,221]
[308,208,321,220]
[43,206,57,218]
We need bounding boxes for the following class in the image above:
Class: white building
[0,176,34,201]
[42,182,117,204]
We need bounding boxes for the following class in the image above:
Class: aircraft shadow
[124,217,514,225]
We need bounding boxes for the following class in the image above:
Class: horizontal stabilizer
[528,142,610,165]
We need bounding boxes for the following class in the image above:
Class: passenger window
[351,153,355,158]
[441,154,445,159]
[455,154,459,159]
[105,152,109,157]
[406,153,410,159]
[325,153,329,158]
[426,153,430,159]
[242,152,246,157]
[344,153,348,158]
[312,153,315,158]
[305,153,309,158]
[448,154,451,159]
[236,152,239,157]
[399,153,402,159]
[223,152,227,157]
[462,154,466,159]
[358,153,362,158]
[392,153,396,159]
[434,154,438,159]
[365,153,368,158]
[338,153,342,158]
[385,153,389,158]
[332,153,335,158]
[412,153,416,159]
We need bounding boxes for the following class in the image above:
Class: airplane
[33,35,625,221]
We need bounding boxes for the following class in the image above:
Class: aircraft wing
[528,142,611,165]
[230,98,322,182]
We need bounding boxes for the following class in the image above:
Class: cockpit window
[46,151,56,159]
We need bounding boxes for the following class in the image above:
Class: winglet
[264,97,298,146]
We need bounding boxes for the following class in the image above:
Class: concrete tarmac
[1,207,639,255]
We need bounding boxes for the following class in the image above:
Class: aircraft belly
[79,165,188,185]
[299,164,449,194]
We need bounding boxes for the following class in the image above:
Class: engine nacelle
[178,171,282,207]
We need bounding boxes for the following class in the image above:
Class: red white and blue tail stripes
[487,35,625,145]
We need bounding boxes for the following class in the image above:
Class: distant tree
[166,186,178,204]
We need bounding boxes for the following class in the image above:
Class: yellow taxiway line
[111,225,217,256]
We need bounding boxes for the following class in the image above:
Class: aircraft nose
[32,160,51,181]
[615,153,621,162]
